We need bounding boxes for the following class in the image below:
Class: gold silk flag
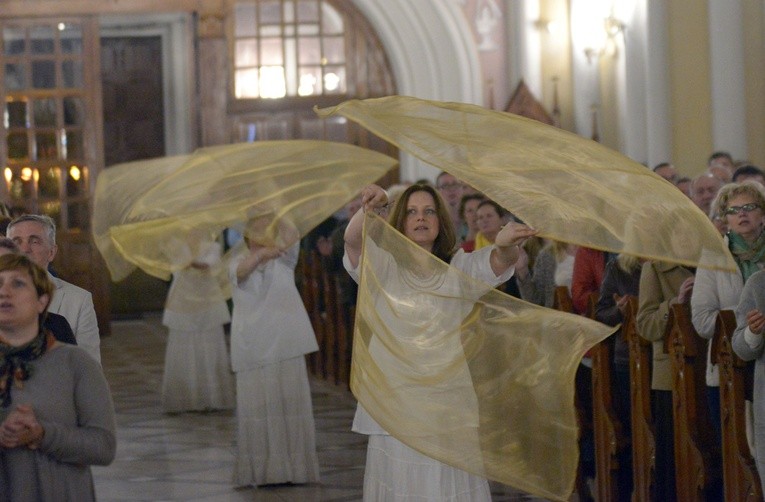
[353,214,615,500]
[316,96,736,272]
[93,140,397,282]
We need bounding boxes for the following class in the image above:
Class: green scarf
[728,230,765,282]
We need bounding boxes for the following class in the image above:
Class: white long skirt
[162,326,235,413]
[234,356,320,487]
[363,435,491,502]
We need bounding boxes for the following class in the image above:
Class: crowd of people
[304,151,765,500]
[4,146,765,500]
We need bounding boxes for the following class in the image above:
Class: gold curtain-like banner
[353,214,615,500]
[316,96,736,272]
[93,140,397,282]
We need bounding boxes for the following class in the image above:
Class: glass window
[33,98,57,127]
[232,0,346,99]
[63,97,84,126]
[7,132,29,160]
[60,24,83,54]
[35,131,58,160]
[5,100,28,128]
[62,60,83,88]
[5,63,26,90]
[29,25,54,54]
[31,60,56,89]
[38,166,61,199]
[3,26,26,55]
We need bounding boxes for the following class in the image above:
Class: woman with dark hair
[344,183,536,501]
[0,254,115,500]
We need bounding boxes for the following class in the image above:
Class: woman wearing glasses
[692,181,765,449]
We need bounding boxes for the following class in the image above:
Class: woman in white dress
[343,183,537,501]
[229,215,320,487]
[161,239,235,413]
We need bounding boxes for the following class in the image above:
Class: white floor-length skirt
[161,326,235,413]
[363,435,491,502]
[234,356,320,487]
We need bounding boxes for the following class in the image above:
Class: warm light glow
[259,66,286,99]
[69,165,81,181]
[33,169,39,183]
[298,74,317,96]
[58,23,66,31]
[20,167,32,182]
[324,73,340,92]
[3,168,11,184]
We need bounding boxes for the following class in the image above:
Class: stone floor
[92,313,551,501]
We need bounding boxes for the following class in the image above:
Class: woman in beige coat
[636,261,695,502]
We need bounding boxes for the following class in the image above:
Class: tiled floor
[92,314,549,501]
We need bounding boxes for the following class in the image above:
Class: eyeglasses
[723,202,762,216]
[437,183,464,191]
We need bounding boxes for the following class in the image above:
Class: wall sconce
[583,15,625,64]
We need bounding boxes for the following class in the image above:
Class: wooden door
[100,34,170,315]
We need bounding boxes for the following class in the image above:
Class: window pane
[33,98,57,127]
[40,201,61,227]
[235,39,258,67]
[297,0,320,22]
[67,201,89,230]
[5,100,28,128]
[235,68,260,98]
[5,63,26,90]
[35,132,58,160]
[62,129,83,160]
[259,66,286,98]
[30,26,54,54]
[63,97,85,126]
[66,164,87,197]
[260,1,283,24]
[260,25,282,37]
[7,132,29,159]
[32,60,56,88]
[3,26,26,55]
[9,174,34,201]
[298,66,321,96]
[323,36,345,64]
[62,60,83,88]
[282,0,295,23]
[321,4,344,34]
[297,24,319,36]
[38,166,61,199]
[261,38,283,65]
[323,66,346,94]
[60,24,82,54]
[234,4,258,37]
[298,37,321,65]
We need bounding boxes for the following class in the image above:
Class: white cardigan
[690,236,744,387]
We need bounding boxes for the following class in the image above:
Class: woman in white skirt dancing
[161,238,235,413]
[229,214,320,487]
[343,183,536,501]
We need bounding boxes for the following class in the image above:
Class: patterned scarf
[0,328,53,408]
[728,230,765,282]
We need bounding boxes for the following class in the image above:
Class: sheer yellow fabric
[316,96,736,272]
[354,214,614,500]
[93,140,397,282]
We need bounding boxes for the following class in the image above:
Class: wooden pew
[666,303,722,501]
[553,286,593,501]
[625,295,655,501]
[589,292,629,501]
[714,309,762,501]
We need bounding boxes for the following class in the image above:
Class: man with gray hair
[7,214,100,363]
